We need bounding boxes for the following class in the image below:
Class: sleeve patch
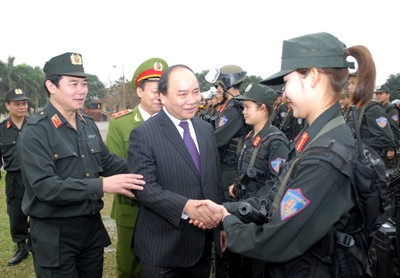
[391,114,399,122]
[217,115,229,127]
[376,116,388,128]
[271,157,285,173]
[280,188,310,221]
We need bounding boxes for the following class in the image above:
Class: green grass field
[0,172,118,277]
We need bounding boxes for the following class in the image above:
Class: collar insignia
[295,131,309,153]
[134,113,141,122]
[51,114,62,128]
[252,135,262,148]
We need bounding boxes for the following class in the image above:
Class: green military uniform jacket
[106,106,143,227]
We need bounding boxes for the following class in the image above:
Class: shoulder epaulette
[112,109,133,119]
[27,111,47,125]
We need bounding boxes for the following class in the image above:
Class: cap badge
[245,83,253,92]
[154,62,163,71]
[70,53,83,65]
[15,89,23,95]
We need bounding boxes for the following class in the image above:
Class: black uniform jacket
[19,102,127,219]
[223,102,357,263]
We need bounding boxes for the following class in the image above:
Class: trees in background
[1,56,399,115]
[384,74,400,101]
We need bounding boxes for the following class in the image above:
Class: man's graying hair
[158,64,196,96]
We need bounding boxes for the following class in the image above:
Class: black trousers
[30,213,111,278]
[5,171,29,243]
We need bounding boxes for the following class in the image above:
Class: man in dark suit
[128,64,225,277]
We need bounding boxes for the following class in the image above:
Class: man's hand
[103,174,145,198]
[188,200,230,229]
[184,199,222,229]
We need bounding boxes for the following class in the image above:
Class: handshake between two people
[184,199,230,229]
[102,174,229,230]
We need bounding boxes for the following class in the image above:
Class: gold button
[54,154,59,158]
[86,173,90,177]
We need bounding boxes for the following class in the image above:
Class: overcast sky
[1,0,398,87]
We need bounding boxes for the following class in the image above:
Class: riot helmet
[205,64,247,98]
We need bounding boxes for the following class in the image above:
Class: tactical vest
[220,100,251,166]
[238,126,288,194]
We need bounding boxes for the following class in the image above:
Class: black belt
[30,212,100,225]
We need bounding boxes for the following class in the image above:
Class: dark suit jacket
[128,109,223,267]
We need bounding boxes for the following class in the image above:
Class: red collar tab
[252,135,262,148]
[295,131,309,153]
[51,114,62,128]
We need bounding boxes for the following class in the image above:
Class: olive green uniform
[106,106,143,277]
[223,103,357,277]
[19,102,128,277]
